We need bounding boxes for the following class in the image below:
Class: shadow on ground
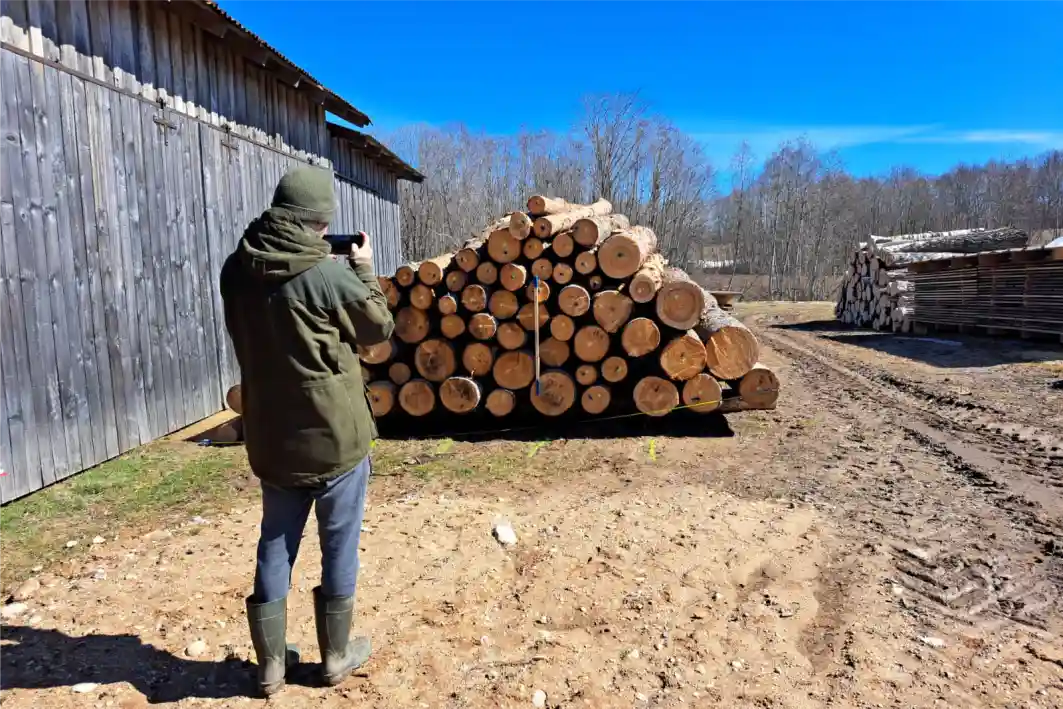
[771,320,1063,369]
[377,409,736,442]
[0,624,329,703]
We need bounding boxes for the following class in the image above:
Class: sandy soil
[3,302,1062,708]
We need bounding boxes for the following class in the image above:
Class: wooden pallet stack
[835,228,1029,332]
[355,197,780,422]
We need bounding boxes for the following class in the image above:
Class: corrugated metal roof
[191,0,371,127]
[328,122,425,183]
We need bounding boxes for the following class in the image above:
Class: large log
[438,293,459,315]
[378,276,401,309]
[469,313,498,341]
[455,243,482,272]
[695,306,760,380]
[462,284,489,312]
[527,195,583,216]
[621,317,661,357]
[485,388,516,417]
[493,350,535,390]
[681,373,722,413]
[415,339,457,382]
[440,314,466,339]
[531,257,553,280]
[409,284,434,310]
[445,270,468,292]
[550,314,576,341]
[552,231,575,258]
[553,262,574,285]
[368,381,397,417]
[558,284,591,317]
[598,226,658,279]
[533,199,612,238]
[395,263,417,288]
[574,325,610,363]
[497,321,527,350]
[500,263,528,292]
[226,384,243,414]
[575,363,599,386]
[395,307,430,344]
[876,227,1027,255]
[592,290,634,333]
[418,254,453,286]
[878,251,966,268]
[398,379,435,417]
[462,342,495,376]
[388,362,412,386]
[523,237,546,260]
[530,370,577,417]
[633,376,679,417]
[358,340,395,366]
[526,279,550,304]
[601,355,628,383]
[629,253,666,304]
[489,290,519,319]
[508,212,534,240]
[574,251,598,275]
[656,269,707,330]
[440,376,482,414]
[659,330,707,381]
[476,261,499,285]
[581,385,611,415]
[732,363,780,409]
[517,303,551,331]
[540,337,571,367]
[487,229,522,263]
[573,214,631,248]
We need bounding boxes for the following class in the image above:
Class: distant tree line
[385,93,1063,300]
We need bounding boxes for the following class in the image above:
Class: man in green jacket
[219,166,394,695]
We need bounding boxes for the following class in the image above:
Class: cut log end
[414,339,457,382]
[497,321,527,350]
[455,247,480,273]
[629,253,665,303]
[509,212,534,240]
[598,226,657,279]
[438,293,458,315]
[226,384,242,414]
[461,284,489,312]
[575,363,599,386]
[530,370,577,416]
[552,262,574,285]
[593,290,634,333]
[367,381,396,417]
[633,376,680,417]
[656,270,706,330]
[379,277,401,309]
[540,337,571,367]
[552,231,575,258]
[574,251,597,275]
[500,263,528,292]
[522,237,545,260]
[493,350,535,390]
[476,261,499,285]
[659,330,707,381]
[469,313,498,341]
[682,374,722,414]
[574,325,610,363]
[517,303,551,331]
[394,264,417,288]
[621,317,661,357]
[398,379,435,417]
[488,290,519,320]
[581,385,611,415]
[358,340,395,366]
[409,284,434,310]
[462,342,494,376]
[439,377,482,414]
[531,257,553,280]
[735,363,780,409]
[395,307,431,344]
[388,361,412,386]
[697,309,761,380]
[601,355,629,383]
[487,229,521,263]
[485,388,516,417]
[440,314,466,339]
[550,314,576,342]
[558,284,591,317]
[445,270,468,293]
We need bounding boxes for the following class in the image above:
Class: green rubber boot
[313,587,372,686]
[245,596,300,696]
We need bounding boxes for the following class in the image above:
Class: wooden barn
[0,0,424,502]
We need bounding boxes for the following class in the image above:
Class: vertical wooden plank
[221,41,235,126]
[135,0,156,101]
[1,0,31,52]
[166,6,186,116]
[197,125,230,395]
[150,2,173,109]
[181,14,198,119]
[192,21,208,122]
[190,123,224,409]
[24,0,44,58]
[65,0,93,77]
[0,48,41,499]
[107,0,137,92]
[86,0,110,83]
[204,37,220,126]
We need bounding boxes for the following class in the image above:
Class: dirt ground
[3,301,1062,708]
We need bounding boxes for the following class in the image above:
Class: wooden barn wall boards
[0,0,423,502]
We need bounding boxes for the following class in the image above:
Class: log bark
[681,373,722,413]
[500,263,528,292]
[409,284,434,310]
[476,261,499,285]
[497,321,527,350]
[438,293,459,315]
[574,251,598,275]
[530,370,577,416]
[531,257,553,280]
[659,330,707,381]
[526,279,551,304]
[485,388,516,417]
[517,303,551,331]
[621,317,661,357]
[395,263,418,287]
[879,251,966,267]
[601,355,629,383]
[593,290,634,333]
[440,314,466,339]
[573,214,630,248]
[414,339,457,382]
[574,325,610,363]
[527,195,584,216]
[552,262,574,285]
[876,227,1027,255]
[558,284,591,317]
[633,376,679,417]
[581,385,611,415]
[367,381,397,417]
[398,379,435,417]
[395,307,430,344]
[487,229,521,263]
[388,361,412,386]
[379,276,401,309]
[462,342,495,376]
[732,363,780,409]
[358,340,395,365]
[418,254,453,286]
[440,376,482,414]
[629,253,666,303]
[540,337,571,367]
[488,290,519,319]
[469,313,498,341]
[523,237,546,260]
[508,211,534,240]
[493,350,535,390]
[656,268,708,330]
[533,199,612,238]
[551,231,575,258]
[462,284,489,312]
[695,306,760,380]
[598,226,658,279]
[575,364,598,386]
[226,384,242,414]
[445,270,468,292]
[550,314,576,341]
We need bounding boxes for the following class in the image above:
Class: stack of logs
[357,196,780,422]
[835,227,1029,332]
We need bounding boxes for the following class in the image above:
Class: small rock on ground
[493,520,518,547]
[92,535,106,545]
[71,683,98,693]
[64,540,78,549]
[532,689,547,707]
[1,602,29,619]
[919,636,946,648]
[185,640,209,658]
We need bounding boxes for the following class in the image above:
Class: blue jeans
[253,456,371,604]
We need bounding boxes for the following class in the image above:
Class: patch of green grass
[1,443,251,588]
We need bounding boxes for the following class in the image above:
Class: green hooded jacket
[219,207,394,487]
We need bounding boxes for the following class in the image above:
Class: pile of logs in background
[358,196,780,423]
[835,227,1029,332]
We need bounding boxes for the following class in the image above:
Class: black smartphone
[325,232,366,257]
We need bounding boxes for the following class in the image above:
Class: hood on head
[237,207,332,281]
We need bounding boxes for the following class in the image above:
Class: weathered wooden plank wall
[0,0,408,502]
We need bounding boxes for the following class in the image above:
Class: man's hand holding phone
[348,231,373,268]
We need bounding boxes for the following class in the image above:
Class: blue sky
[217,1,1063,176]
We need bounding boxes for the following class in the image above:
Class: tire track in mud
[752,322,1062,632]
